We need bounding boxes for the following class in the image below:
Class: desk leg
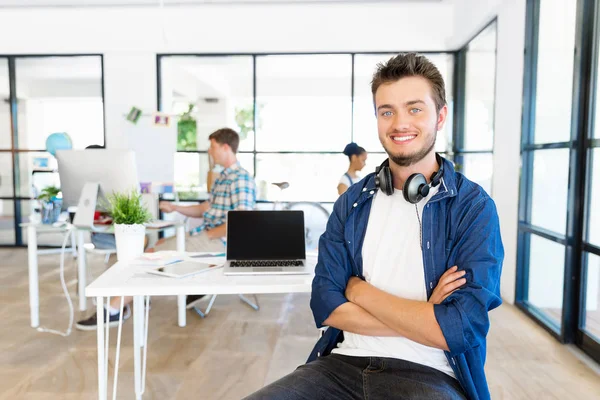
[176,224,186,328]
[70,229,77,258]
[133,296,143,400]
[27,225,39,328]
[177,296,186,328]
[77,230,87,311]
[96,297,107,400]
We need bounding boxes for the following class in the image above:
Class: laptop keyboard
[230,260,304,268]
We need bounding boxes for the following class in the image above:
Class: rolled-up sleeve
[310,198,352,328]
[433,197,504,357]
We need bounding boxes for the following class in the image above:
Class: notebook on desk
[223,210,311,276]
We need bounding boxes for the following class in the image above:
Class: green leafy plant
[106,189,152,225]
[177,104,197,151]
[234,103,264,141]
[37,185,61,203]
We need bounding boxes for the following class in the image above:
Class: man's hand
[159,201,176,214]
[345,276,367,303]
[428,266,466,304]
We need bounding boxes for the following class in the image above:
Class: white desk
[22,221,187,329]
[86,253,317,400]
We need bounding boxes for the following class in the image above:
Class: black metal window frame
[0,54,106,247]
[451,18,498,195]
[156,51,456,203]
[516,0,600,363]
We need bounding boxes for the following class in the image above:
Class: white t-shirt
[332,184,455,379]
[339,173,360,187]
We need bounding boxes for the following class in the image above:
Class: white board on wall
[123,115,176,184]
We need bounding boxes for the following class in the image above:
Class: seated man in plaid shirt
[158,127,257,308]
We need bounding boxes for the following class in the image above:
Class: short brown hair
[209,128,240,154]
[371,53,446,112]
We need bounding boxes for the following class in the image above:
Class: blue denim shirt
[307,156,503,400]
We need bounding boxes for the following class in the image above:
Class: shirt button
[362,188,367,192]
[353,203,358,207]
[317,352,321,357]
[369,190,374,195]
[348,241,351,244]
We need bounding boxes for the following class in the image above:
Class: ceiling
[0,0,445,7]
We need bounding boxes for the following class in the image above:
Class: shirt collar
[221,161,241,176]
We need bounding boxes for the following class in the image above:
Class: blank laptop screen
[227,210,306,260]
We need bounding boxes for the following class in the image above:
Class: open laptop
[223,210,311,275]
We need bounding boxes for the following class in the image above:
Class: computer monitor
[55,149,140,210]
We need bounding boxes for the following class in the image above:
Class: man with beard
[244,53,503,400]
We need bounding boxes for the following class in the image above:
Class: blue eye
[410,108,422,114]
[381,111,393,117]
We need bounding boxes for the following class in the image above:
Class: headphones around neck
[375,153,444,204]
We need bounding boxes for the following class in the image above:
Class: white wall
[0,3,454,148]
[0,4,454,54]
[103,52,157,149]
[452,0,526,305]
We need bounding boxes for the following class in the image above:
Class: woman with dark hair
[338,142,367,195]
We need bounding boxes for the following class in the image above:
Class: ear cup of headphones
[403,173,428,204]
[375,165,394,196]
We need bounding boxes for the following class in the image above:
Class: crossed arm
[323,266,466,351]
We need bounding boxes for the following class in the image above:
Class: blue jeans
[90,233,116,249]
[244,354,467,400]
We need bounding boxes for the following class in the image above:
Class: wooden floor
[1,248,599,400]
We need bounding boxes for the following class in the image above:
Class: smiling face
[375,76,447,167]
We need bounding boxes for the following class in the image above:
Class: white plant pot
[114,224,146,262]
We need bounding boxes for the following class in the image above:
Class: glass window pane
[353,53,454,154]
[464,22,497,151]
[596,55,600,139]
[363,152,388,177]
[0,58,10,150]
[0,152,13,196]
[0,200,15,244]
[256,55,351,152]
[160,56,254,152]
[584,252,600,340]
[17,151,58,198]
[237,152,255,177]
[531,149,569,234]
[459,153,493,194]
[174,152,254,201]
[528,234,565,328]
[256,154,347,202]
[533,0,577,144]
[15,56,104,150]
[174,152,207,200]
[587,149,600,246]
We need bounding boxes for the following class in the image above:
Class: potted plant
[106,189,152,262]
[37,185,62,224]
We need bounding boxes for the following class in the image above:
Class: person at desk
[337,142,367,196]
[76,128,256,330]
[244,53,503,400]
[158,127,257,308]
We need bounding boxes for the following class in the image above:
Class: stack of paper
[131,252,183,266]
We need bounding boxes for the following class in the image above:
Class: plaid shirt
[195,161,256,233]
